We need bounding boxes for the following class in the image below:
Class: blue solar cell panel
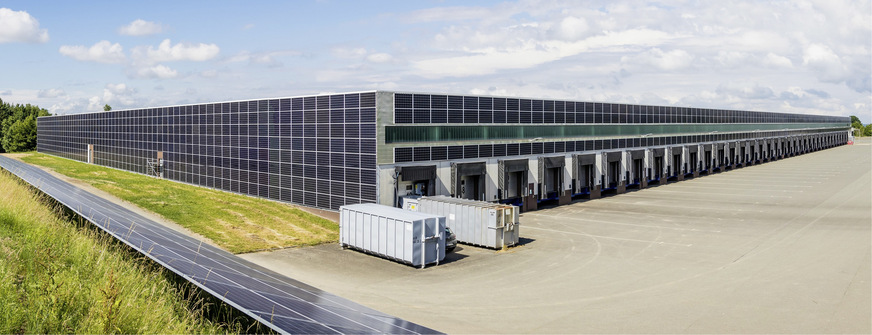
[0,156,440,335]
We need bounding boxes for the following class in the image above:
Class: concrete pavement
[240,140,871,333]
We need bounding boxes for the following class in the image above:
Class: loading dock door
[498,159,528,204]
[574,154,596,194]
[538,156,565,200]
[629,150,644,186]
[604,152,622,189]
[400,165,436,196]
[451,162,486,201]
[651,148,664,182]
[703,147,713,171]
[689,152,698,173]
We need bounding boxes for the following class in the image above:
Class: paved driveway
[241,141,871,333]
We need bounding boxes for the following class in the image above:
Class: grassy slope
[19,153,338,253]
[0,169,249,334]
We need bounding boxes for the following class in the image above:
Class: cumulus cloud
[59,40,126,63]
[716,82,775,100]
[0,8,49,43]
[225,50,299,67]
[133,39,220,64]
[803,44,847,81]
[762,52,793,68]
[0,90,12,96]
[134,65,179,79]
[414,28,676,78]
[87,83,137,110]
[553,16,590,41]
[367,53,393,63]
[332,47,368,59]
[37,88,66,98]
[622,48,695,71]
[118,19,166,36]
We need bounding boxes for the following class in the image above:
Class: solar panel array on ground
[0,155,438,335]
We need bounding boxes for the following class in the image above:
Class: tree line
[0,98,50,153]
[850,115,872,137]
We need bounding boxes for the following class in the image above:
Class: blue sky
[1,0,870,122]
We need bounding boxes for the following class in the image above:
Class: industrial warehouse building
[37,91,851,211]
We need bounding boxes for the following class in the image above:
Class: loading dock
[714,143,725,172]
[498,158,535,211]
[701,144,713,175]
[751,141,759,164]
[668,146,683,181]
[649,148,665,185]
[602,151,624,194]
[687,145,699,178]
[538,156,569,205]
[727,142,737,169]
[572,153,600,199]
[398,165,437,197]
[627,150,646,189]
[451,162,487,201]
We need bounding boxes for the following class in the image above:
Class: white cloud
[37,88,66,98]
[242,23,255,30]
[225,50,299,67]
[0,90,11,96]
[87,83,137,110]
[715,82,775,100]
[0,8,49,43]
[332,47,368,59]
[134,65,178,79]
[414,28,676,78]
[554,16,590,41]
[622,48,695,71]
[803,43,848,82]
[59,40,126,63]
[118,19,166,36]
[367,53,393,63]
[133,39,219,64]
[762,53,793,68]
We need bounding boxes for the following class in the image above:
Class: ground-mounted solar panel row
[0,155,439,335]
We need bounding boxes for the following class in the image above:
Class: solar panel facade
[35,90,850,210]
[37,92,378,210]
[388,92,850,163]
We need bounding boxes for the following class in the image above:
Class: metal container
[414,196,520,249]
[340,203,445,268]
[399,195,421,211]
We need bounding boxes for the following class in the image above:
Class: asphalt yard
[241,140,871,333]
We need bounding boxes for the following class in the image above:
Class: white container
[340,203,445,268]
[414,196,520,249]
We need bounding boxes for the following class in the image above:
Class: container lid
[341,203,444,220]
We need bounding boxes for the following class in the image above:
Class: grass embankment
[19,153,338,253]
[0,169,255,333]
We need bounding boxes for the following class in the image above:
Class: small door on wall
[87,144,94,164]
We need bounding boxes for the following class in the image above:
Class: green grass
[18,153,338,253]
[0,169,263,334]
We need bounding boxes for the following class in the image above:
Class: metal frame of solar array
[36,92,379,211]
[0,156,439,335]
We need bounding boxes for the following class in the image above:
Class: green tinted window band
[385,123,847,144]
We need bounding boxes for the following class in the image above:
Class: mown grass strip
[18,153,338,253]
[0,169,263,334]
